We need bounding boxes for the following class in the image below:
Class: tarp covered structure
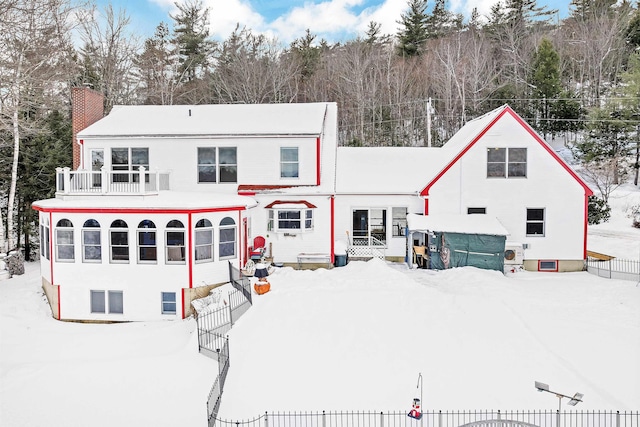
[407,214,509,272]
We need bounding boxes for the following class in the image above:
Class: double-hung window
[487,148,527,178]
[195,219,214,262]
[280,147,299,178]
[197,147,237,183]
[55,219,74,262]
[161,292,177,315]
[41,217,50,260]
[137,220,157,263]
[112,147,149,183]
[219,217,236,259]
[526,208,545,236]
[392,207,408,237]
[166,220,185,264]
[110,219,129,263]
[82,219,102,262]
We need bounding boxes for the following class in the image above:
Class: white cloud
[203,0,266,39]
[455,0,501,19]
[360,0,406,38]
[269,0,363,43]
[149,0,474,45]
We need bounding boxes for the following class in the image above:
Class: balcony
[56,167,170,196]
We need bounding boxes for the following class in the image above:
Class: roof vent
[188,109,191,117]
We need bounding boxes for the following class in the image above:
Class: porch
[347,236,386,261]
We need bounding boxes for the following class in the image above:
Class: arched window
[195,218,213,263]
[82,219,102,262]
[55,219,74,262]
[110,219,129,263]
[40,217,50,261]
[166,220,185,264]
[137,219,157,263]
[219,217,236,259]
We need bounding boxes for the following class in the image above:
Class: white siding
[250,196,334,264]
[47,210,246,321]
[334,195,425,259]
[427,114,587,261]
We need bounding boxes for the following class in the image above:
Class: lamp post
[535,381,583,413]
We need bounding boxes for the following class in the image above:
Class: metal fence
[586,257,640,282]
[211,410,639,427]
[197,262,254,427]
[207,336,230,427]
[196,263,252,357]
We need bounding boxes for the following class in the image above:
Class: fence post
[616,411,620,427]
[609,260,612,279]
[265,411,268,427]
[439,410,443,427]
[380,411,384,427]
[322,410,326,427]
[229,298,234,327]
[556,410,560,427]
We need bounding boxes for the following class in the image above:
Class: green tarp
[428,232,506,272]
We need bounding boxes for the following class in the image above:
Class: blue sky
[98,0,572,44]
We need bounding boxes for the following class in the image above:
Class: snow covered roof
[32,191,258,211]
[440,105,508,154]
[77,103,332,138]
[335,147,446,193]
[406,213,509,236]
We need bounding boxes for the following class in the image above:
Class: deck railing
[55,167,170,195]
[348,236,386,260]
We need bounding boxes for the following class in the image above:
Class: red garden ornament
[408,373,423,420]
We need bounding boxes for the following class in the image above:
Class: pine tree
[530,38,561,137]
[396,0,428,57]
[171,0,216,82]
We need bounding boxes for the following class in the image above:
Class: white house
[33,88,592,321]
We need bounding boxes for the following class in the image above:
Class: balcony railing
[56,167,170,196]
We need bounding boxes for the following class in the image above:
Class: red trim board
[316,136,321,186]
[420,106,592,197]
[33,206,247,214]
[330,196,335,263]
[188,213,193,289]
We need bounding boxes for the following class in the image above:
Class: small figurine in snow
[408,397,422,420]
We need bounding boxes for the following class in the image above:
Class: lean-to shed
[407,213,509,272]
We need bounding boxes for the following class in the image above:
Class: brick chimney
[71,86,104,170]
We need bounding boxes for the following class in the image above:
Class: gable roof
[77,103,331,138]
[336,147,445,194]
[420,105,593,197]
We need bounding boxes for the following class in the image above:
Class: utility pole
[426,98,434,147]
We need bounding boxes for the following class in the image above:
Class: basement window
[538,260,558,272]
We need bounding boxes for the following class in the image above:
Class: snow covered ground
[1,187,639,426]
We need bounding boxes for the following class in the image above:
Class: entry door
[352,210,369,244]
[90,149,104,187]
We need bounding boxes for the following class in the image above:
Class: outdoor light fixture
[535,381,583,412]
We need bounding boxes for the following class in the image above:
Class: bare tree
[0,0,77,252]
[76,3,141,110]
[210,27,298,104]
[560,1,633,105]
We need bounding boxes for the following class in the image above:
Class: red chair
[250,236,266,261]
